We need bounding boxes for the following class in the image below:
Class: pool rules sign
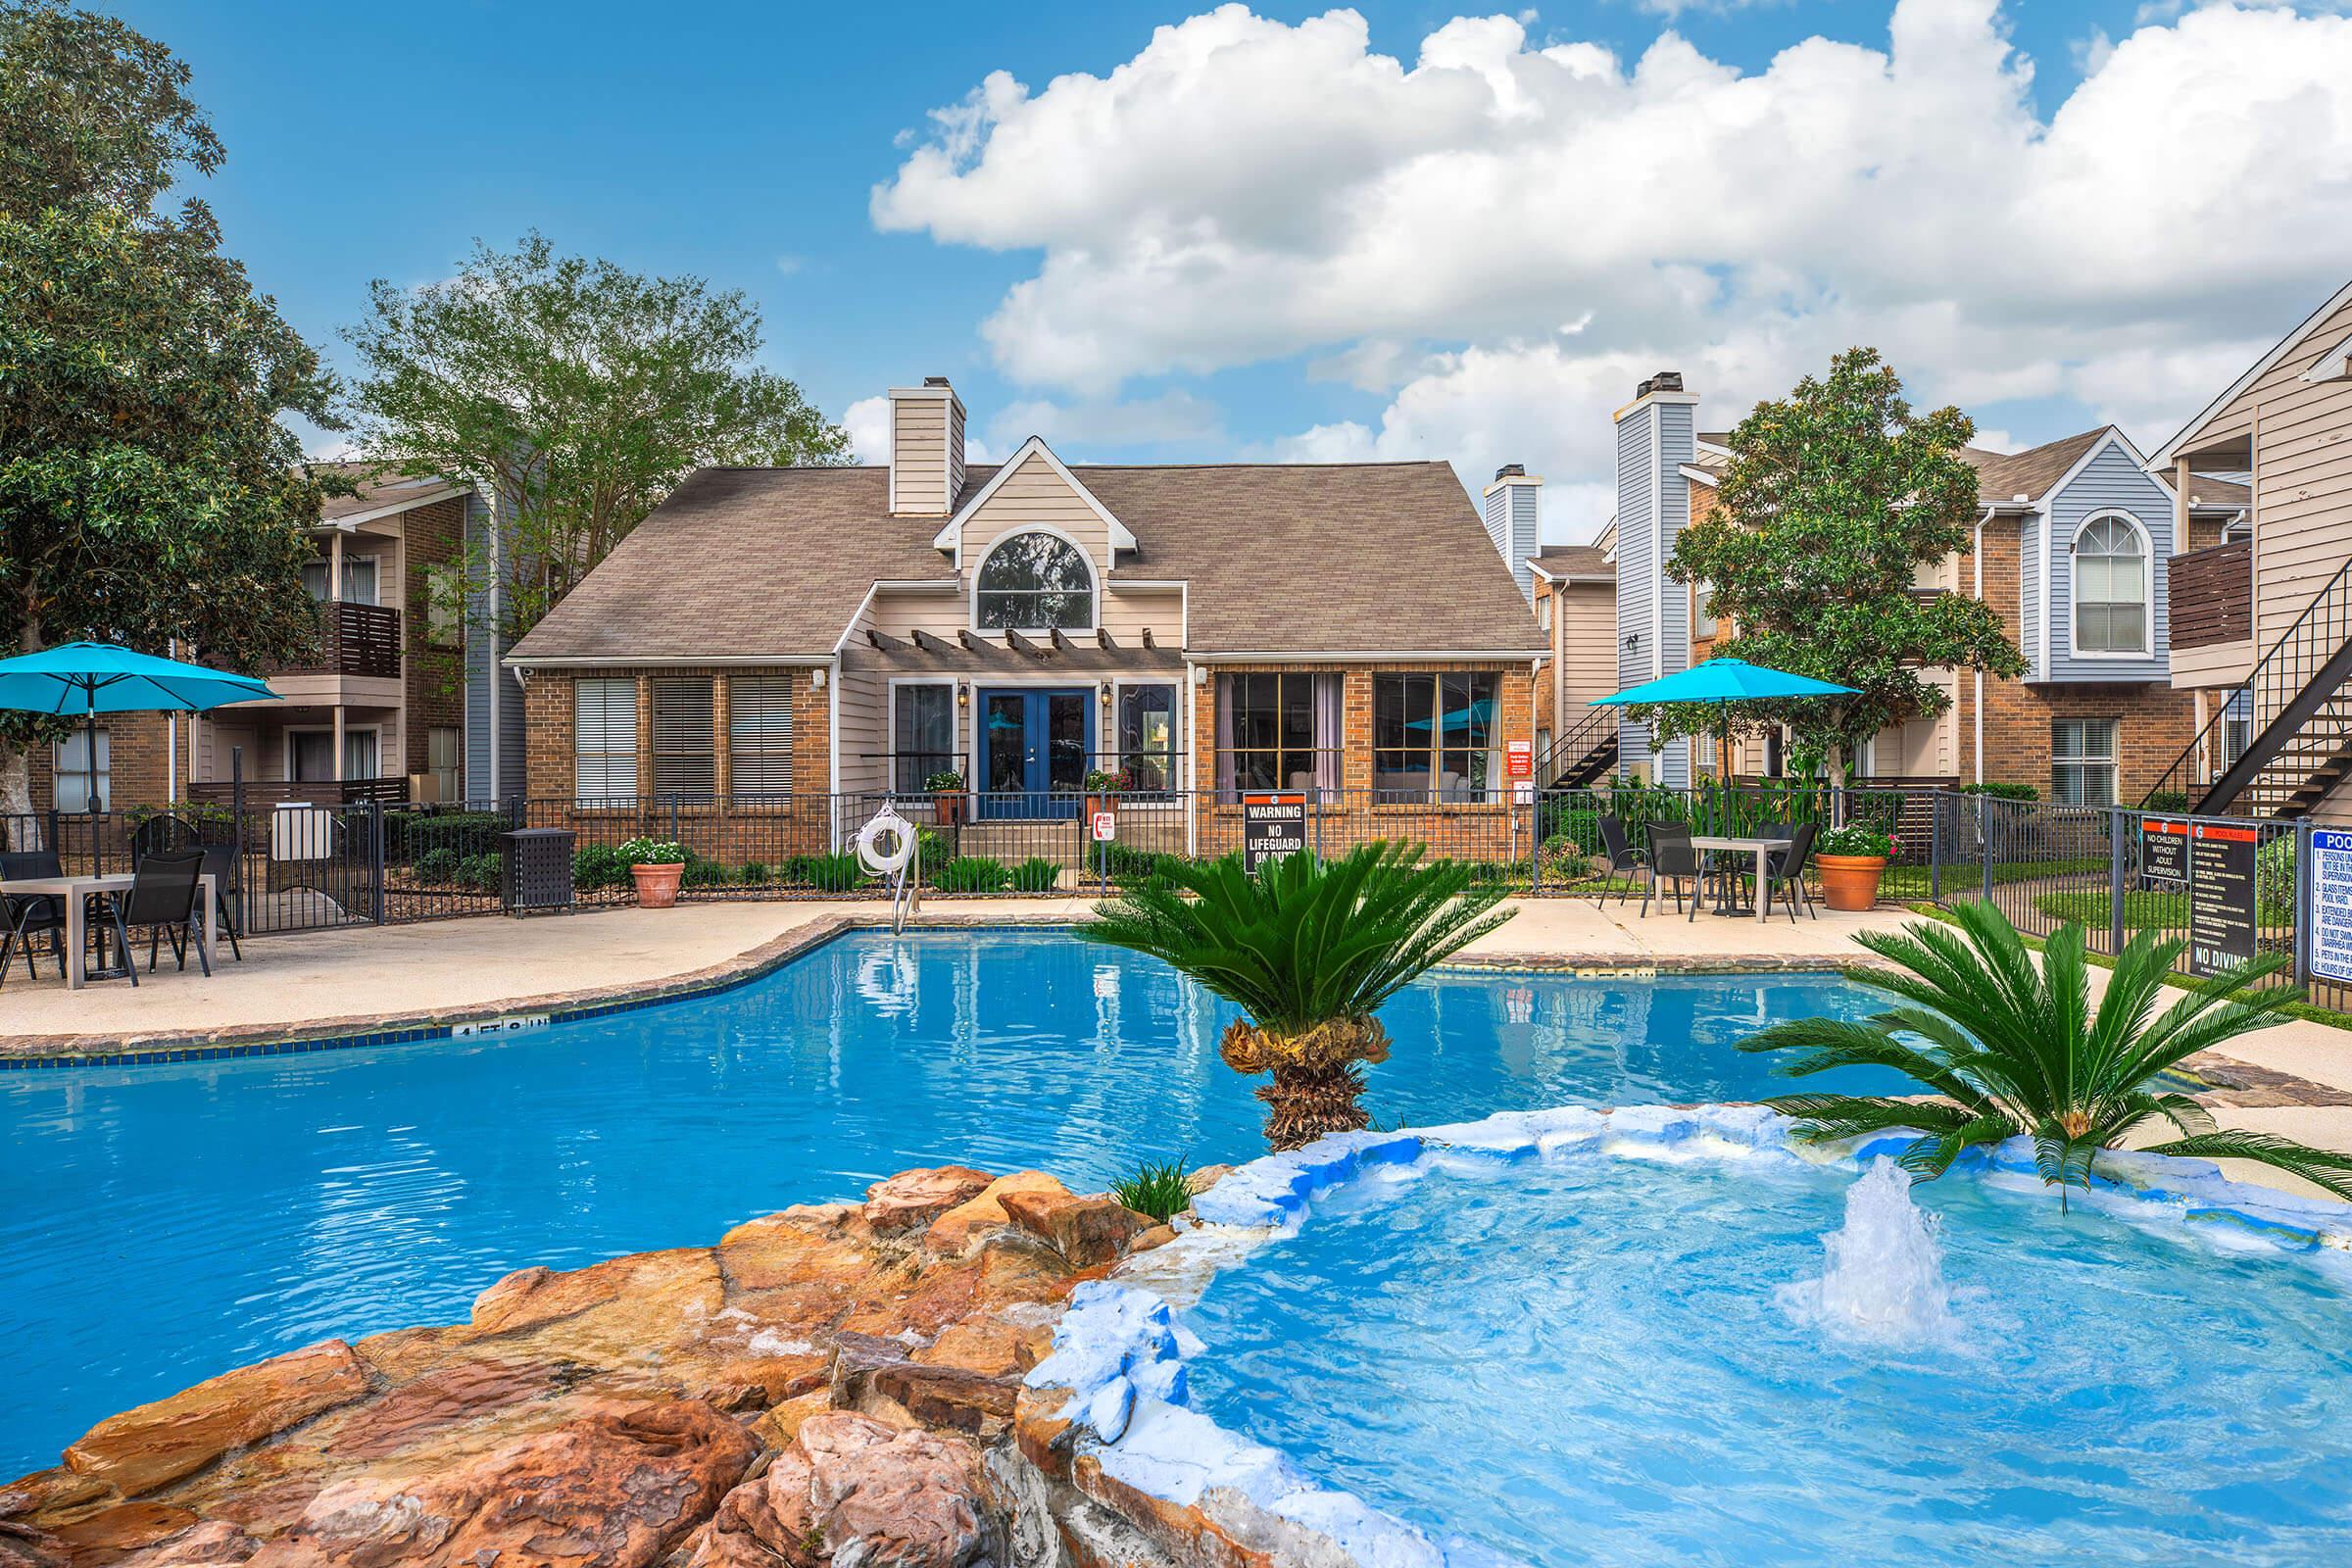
[2188,821,2260,977]
[1243,792,1307,875]
[2313,829,2352,984]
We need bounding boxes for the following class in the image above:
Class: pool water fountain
[1778,1153,1953,1343]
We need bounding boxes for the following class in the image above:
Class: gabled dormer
[926,435,1137,637]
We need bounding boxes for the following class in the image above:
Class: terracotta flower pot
[1815,854,1887,912]
[631,861,683,908]
[933,791,966,826]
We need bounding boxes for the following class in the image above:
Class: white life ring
[856,809,918,876]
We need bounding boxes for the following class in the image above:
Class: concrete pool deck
[5,893,2351,1198]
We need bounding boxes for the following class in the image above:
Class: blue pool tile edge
[1026,1104,2352,1568]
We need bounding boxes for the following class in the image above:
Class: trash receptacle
[503,827,575,915]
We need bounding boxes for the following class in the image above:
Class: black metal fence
[5,785,2343,1010]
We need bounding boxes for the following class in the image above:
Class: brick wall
[25,712,175,812]
[522,666,831,803]
[1954,518,2197,801]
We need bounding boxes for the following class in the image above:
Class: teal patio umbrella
[0,641,279,870]
[1592,657,1856,795]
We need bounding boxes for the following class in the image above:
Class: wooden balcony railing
[185,775,412,807]
[2168,540,2252,650]
[269,601,402,679]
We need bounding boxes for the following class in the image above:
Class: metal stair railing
[2143,550,2352,815]
[1537,707,1618,787]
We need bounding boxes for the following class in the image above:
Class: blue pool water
[1182,1154,2352,1567]
[0,930,1897,1475]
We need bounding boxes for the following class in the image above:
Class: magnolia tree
[1638,348,2026,780]
[344,234,852,645]
[0,1,336,812]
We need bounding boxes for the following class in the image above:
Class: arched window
[976,531,1094,630]
[2074,514,2148,655]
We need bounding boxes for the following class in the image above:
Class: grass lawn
[2032,888,2295,932]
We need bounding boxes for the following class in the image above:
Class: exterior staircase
[2145,552,2352,817]
[1539,708,1619,789]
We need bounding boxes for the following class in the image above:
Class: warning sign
[1506,739,1534,780]
[1091,809,1116,843]
[1242,792,1307,875]
[2141,817,2189,891]
[2188,821,2260,977]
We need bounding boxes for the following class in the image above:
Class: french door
[977,688,1091,818]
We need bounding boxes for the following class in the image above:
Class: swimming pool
[0,929,1898,1475]
[1170,1134,2352,1566]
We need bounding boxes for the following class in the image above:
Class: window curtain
[1312,674,1342,792]
[1215,676,1237,795]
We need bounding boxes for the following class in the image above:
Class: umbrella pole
[85,705,102,877]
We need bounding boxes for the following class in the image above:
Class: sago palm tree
[1740,899,2352,1205]
[1081,842,1513,1151]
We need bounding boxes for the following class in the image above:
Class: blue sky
[100,2,2352,541]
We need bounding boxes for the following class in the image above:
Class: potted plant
[1814,822,1892,910]
[927,769,967,827]
[1083,764,1131,819]
[620,837,688,908]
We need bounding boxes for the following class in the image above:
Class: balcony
[2169,540,2252,650]
[270,601,402,680]
[185,776,411,807]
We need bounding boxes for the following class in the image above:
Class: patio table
[0,872,216,990]
[1687,836,1791,924]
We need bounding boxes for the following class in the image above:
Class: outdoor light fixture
[1100,679,1114,701]
[956,682,969,709]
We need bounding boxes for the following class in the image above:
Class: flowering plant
[618,837,687,865]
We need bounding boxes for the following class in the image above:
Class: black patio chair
[0,848,70,988]
[1755,821,1820,922]
[1597,814,1646,906]
[94,849,211,984]
[1639,822,1706,921]
[132,813,243,961]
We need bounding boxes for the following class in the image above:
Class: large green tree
[0,0,335,812]
[343,233,851,640]
[1641,348,2025,778]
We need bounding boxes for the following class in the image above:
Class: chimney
[1483,464,1542,605]
[887,376,966,515]
[1612,370,1700,786]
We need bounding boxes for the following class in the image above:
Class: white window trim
[284,722,384,783]
[968,524,1102,636]
[572,677,640,800]
[2052,717,2120,807]
[1111,676,1184,787]
[2069,509,2155,660]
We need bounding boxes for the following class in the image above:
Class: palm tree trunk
[1257,1061,1370,1152]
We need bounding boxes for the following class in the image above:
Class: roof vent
[923,375,952,388]
[1494,464,1526,481]
[1649,370,1684,394]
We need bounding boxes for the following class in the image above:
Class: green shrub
[1959,781,2040,803]
[681,855,732,888]
[2142,789,2190,812]
[571,844,633,891]
[740,860,771,886]
[1104,843,1183,884]
[1818,823,1893,858]
[789,852,867,891]
[2257,833,2296,915]
[930,856,1011,894]
[1540,833,1591,878]
[1109,1158,1193,1223]
[392,809,506,859]
[1010,857,1063,893]
[456,852,502,892]
[414,847,461,885]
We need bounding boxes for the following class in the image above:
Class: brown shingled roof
[1955,429,2107,505]
[510,460,1544,662]
[1528,546,1614,580]
[306,460,468,522]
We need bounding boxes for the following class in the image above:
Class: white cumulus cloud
[873,0,2352,538]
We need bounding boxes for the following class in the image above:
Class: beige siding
[891,395,951,515]
[959,450,1116,567]
[2217,293,2352,646]
[1554,581,1616,719]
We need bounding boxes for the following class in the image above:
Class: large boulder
[922,1174,1066,1257]
[861,1168,996,1236]
[996,1191,1148,1271]
[64,1341,372,1496]
[244,1398,755,1568]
